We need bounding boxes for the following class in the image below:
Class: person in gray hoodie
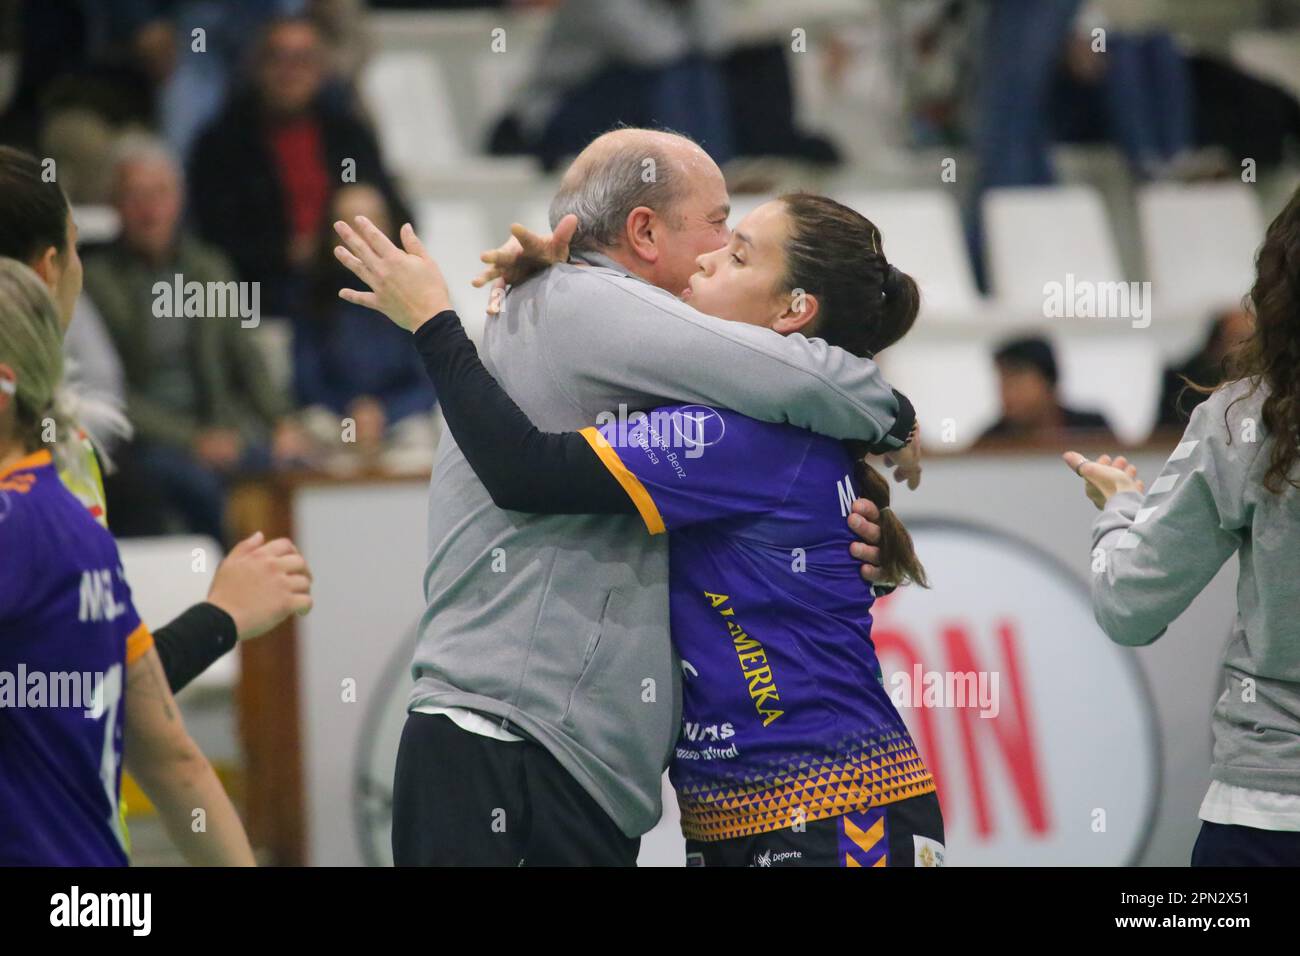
[1064,184,1300,866]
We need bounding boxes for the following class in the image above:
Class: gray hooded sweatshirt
[1091,378,1300,795]
[408,253,911,837]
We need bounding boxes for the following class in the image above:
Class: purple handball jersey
[581,406,936,842]
[0,451,152,866]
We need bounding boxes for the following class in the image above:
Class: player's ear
[772,291,820,335]
[28,245,60,287]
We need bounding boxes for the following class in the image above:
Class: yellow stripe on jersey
[579,426,666,535]
[125,622,155,666]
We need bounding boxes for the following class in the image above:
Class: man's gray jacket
[408,252,913,837]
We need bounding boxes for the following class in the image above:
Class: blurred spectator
[188,14,408,316]
[488,0,734,171]
[1157,307,1255,427]
[158,0,308,159]
[976,335,1117,446]
[83,134,312,541]
[967,0,1084,286]
[1059,3,1215,182]
[295,183,437,468]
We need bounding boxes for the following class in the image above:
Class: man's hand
[473,214,578,315]
[847,498,885,583]
[271,419,315,466]
[206,532,313,641]
[193,427,242,471]
[1062,451,1145,510]
[882,423,922,489]
[347,396,387,448]
[334,217,451,331]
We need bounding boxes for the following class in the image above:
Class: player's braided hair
[778,192,928,588]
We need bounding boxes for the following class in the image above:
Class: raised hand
[472,213,578,315]
[334,217,452,332]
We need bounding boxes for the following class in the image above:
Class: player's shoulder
[1,454,105,549]
[539,260,690,316]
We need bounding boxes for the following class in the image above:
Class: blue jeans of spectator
[126,440,272,544]
[968,0,1084,288]
[1102,32,1194,177]
[537,55,734,170]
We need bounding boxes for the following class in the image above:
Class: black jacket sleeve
[412,311,636,516]
[153,602,239,694]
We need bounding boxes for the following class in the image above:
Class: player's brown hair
[778,192,928,588]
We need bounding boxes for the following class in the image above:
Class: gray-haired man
[335,128,915,866]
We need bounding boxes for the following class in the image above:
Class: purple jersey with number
[580,406,935,842]
[0,451,151,866]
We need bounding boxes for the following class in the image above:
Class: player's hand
[472,214,578,315]
[846,498,885,583]
[334,217,451,332]
[1062,451,1145,510]
[882,423,922,490]
[206,532,314,641]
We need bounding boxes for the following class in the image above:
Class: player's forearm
[136,746,256,866]
[412,310,633,515]
[124,649,255,866]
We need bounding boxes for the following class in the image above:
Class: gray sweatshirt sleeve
[1089,390,1263,646]
[542,267,911,446]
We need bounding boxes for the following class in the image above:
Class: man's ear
[28,246,59,287]
[624,206,660,265]
[772,291,820,336]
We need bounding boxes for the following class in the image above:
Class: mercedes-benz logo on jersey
[670,405,725,457]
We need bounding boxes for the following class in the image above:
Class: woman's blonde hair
[0,257,77,457]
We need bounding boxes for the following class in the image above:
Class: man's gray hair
[109,131,183,189]
[548,133,693,255]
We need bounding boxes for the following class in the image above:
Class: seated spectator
[976,335,1117,447]
[188,14,409,316]
[488,0,734,171]
[294,183,438,469]
[83,134,313,542]
[1157,307,1254,427]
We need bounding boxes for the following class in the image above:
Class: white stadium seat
[1138,182,1261,343]
[1054,333,1161,446]
[876,341,1001,452]
[118,536,235,692]
[360,51,465,179]
[1229,30,1300,102]
[415,200,493,341]
[72,205,120,245]
[984,186,1126,322]
[837,189,988,323]
[515,198,554,234]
